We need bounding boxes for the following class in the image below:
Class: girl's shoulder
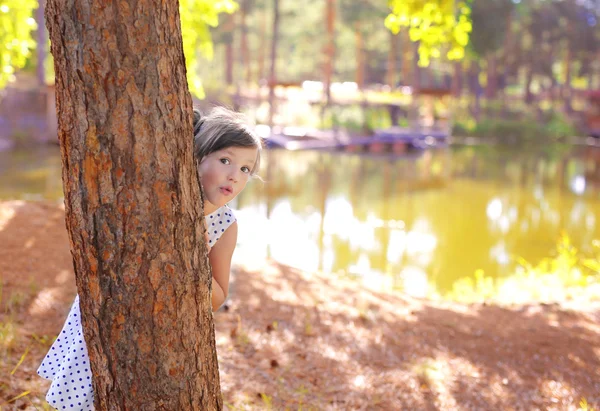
[205,204,236,221]
[205,205,236,246]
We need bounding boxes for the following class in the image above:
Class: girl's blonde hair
[193,107,262,175]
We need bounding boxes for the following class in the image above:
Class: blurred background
[1,0,600,303]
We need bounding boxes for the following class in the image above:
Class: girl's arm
[208,221,238,311]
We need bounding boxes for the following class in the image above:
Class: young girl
[37,106,262,410]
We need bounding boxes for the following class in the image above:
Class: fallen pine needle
[8,390,31,403]
[10,346,30,375]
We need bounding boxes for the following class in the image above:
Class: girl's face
[198,146,258,214]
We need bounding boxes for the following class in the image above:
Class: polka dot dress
[37,205,236,410]
[37,295,93,410]
[206,205,236,249]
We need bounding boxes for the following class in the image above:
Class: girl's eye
[220,158,230,165]
[241,166,250,174]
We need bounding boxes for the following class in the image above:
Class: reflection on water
[2,144,600,295]
[233,146,600,295]
[0,146,64,201]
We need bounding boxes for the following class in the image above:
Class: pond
[2,143,599,297]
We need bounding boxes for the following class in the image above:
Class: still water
[2,144,599,296]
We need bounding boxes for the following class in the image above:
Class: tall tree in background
[268,0,280,126]
[239,0,254,84]
[323,0,336,105]
[470,0,513,99]
[35,0,47,86]
[45,0,221,408]
[339,0,387,90]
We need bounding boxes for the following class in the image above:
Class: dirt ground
[1,200,599,410]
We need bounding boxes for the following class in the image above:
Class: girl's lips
[219,187,233,196]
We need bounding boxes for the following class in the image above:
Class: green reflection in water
[0,146,64,201]
[2,144,600,296]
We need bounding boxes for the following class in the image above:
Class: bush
[452,111,580,142]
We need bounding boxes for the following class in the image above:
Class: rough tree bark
[44,0,221,409]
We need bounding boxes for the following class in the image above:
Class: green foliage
[385,0,472,66]
[582,240,600,276]
[180,0,238,98]
[452,112,579,141]
[1,0,235,96]
[445,234,600,304]
[319,105,394,132]
[0,0,38,89]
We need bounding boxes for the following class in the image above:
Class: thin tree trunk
[323,0,336,105]
[240,1,251,85]
[257,10,267,83]
[225,43,234,85]
[469,62,482,121]
[387,31,398,88]
[524,65,534,104]
[401,30,411,87]
[563,43,572,112]
[412,41,421,93]
[452,61,462,97]
[409,41,421,129]
[595,53,600,90]
[35,0,47,86]
[225,14,235,86]
[44,0,221,409]
[486,53,497,99]
[268,0,280,127]
[354,22,364,89]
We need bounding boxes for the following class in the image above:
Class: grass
[0,277,56,410]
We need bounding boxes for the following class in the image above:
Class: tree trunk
[563,43,572,112]
[486,53,497,99]
[524,65,534,104]
[452,61,462,97]
[35,0,47,86]
[225,14,235,86]
[401,30,412,87]
[387,31,398,89]
[354,22,364,90]
[240,0,251,85]
[323,0,336,105]
[469,62,482,121]
[44,0,221,409]
[257,10,268,83]
[412,41,421,93]
[268,0,280,127]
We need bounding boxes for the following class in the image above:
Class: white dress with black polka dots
[37,205,236,410]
